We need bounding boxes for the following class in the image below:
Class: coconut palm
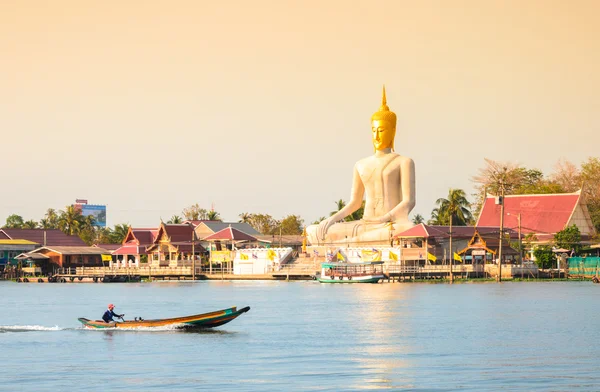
[330,199,346,217]
[58,206,86,236]
[238,213,252,223]
[312,217,326,225]
[167,215,183,224]
[412,214,425,225]
[111,224,130,244]
[207,210,221,221]
[22,220,39,229]
[435,189,473,226]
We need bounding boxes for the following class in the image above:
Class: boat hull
[318,275,383,283]
[78,306,250,329]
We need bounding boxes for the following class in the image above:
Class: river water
[0,280,599,391]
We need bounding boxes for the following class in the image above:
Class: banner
[101,254,112,262]
[361,249,381,262]
[427,252,437,262]
[212,251,232,262]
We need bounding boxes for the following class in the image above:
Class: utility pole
[279,224,282,248]
[497,179,505,283]
[518,213,523,280]
[192,229,196,281]
[449,216,453,283]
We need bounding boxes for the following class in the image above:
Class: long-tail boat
[78,306,250,329]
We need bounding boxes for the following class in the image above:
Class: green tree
[427,208,443,225]
[533,245,554,269]
[277,215,304,235]
[330,199,346,217]
[411,214,425,225]
[247,213,277,234]
[207,210,221,221]
[22,220,39,229]
[238,213,252,223]
[347,200,365,221]
[39,208,60,229]
[3,214,24,229]
[167,215,183,224]
[58,206,86,236]
[434,188,473,226]
[111,224,130,244]
[554,224,582,253]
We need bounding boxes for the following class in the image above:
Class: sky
[2,0,599,228]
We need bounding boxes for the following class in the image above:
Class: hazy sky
[2,0,599,228]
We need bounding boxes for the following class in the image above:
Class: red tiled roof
[163,224,195,242]
[0,229,86,246]
[476,192,581,235]
[114,245,148,255]
[202,227,258,242]
[130,229,157,245]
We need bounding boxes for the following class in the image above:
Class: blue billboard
[81,205,107,227]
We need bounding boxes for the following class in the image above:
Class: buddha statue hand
[317,216,338,241]
[362,212,393,224]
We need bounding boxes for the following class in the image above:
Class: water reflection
[340,284,415,389]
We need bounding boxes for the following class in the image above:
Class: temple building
[476,190,596,244]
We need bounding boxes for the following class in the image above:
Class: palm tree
[435,188,473,282]
[347,200,365,221]
[22,220,39,229]
[427,208,443,225]
[330,199,346,217]
[111,224,130,244]
[168,215,183,224]
[44,208,59,229]
[312,217,326,224]
[412,214,425,225]
[435,189,473,226]
[238,213,252,223]
[58,206,86,236]
[207,210,221,221]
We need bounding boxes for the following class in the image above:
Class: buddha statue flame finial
[371,85,397,128]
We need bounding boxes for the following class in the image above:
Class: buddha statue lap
[306,87,416,246]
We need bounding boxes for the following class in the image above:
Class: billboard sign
[81,205,107,227]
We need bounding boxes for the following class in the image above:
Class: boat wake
[81,324,188,332]
[0,325,64,333]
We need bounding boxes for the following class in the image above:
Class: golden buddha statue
[306,87,416,246]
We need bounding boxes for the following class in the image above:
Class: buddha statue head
[371,86,397,151]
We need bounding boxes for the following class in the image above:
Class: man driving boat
[102,304,124,323]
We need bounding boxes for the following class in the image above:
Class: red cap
[108,304,114,309]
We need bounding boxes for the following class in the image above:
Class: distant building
[0,229,86,247]
[112,227,158,267]
[476,190,596,244]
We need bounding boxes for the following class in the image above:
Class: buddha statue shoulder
[306,87,416,246]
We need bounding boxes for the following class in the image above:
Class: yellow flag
[389,251,398,261]
[453,252,462,262]
[267,249,276,260]
[427,252,437,262]
[240,253,249,260]
[337,252,345,261]
[101,254,112,262]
